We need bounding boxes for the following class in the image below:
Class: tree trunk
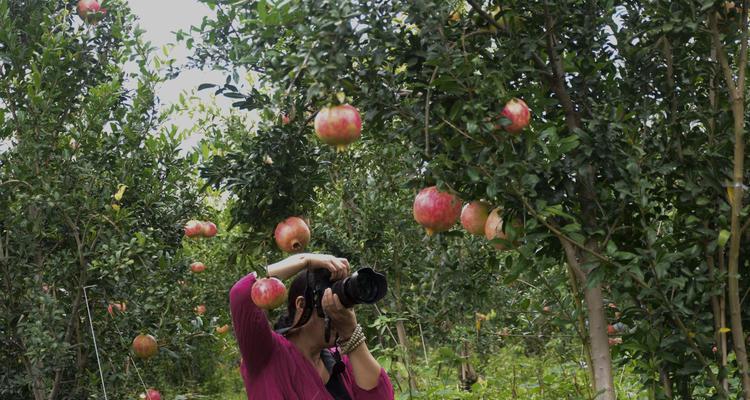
[457,341,477,391]
[394,272,417,393]
[396,319,418,393]
[583,283,616,400]
[566,264,596,393]
[561,239,615,400]
[710,9,750,398]
[659,366,673,399]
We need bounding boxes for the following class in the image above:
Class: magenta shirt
[230,272,395,400]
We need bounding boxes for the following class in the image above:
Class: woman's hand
[302,253,350,281]
[322,288,357,339]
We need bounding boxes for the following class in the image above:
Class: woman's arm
[267,253,350,280]
[347,341,389,392]
[229,272,276,374]
[322,289,390,392]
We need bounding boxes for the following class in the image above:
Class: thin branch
[424,66,439,157]
[709,13,738,98]
[440,117,486,144]
[738,0,749,94]
[466,0,506,33]
[543,0,580,131]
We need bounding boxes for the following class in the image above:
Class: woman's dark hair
[273,271,310,331]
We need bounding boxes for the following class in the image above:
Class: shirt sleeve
[343,356,395,400]
[229,271,275,375]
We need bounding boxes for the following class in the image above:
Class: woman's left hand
[322,288,357,339]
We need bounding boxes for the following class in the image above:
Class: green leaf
[718,229,731,248]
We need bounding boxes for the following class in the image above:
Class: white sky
[126,0,240,152]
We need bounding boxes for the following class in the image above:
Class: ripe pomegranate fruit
[190,262,206,273]
[77,0,105,23]
[184,220,203,238]
[460,201,491,236]
[484,208,522,250]
[274,217,310,253]
[251,277,287,310]
[314,104,362,151]
[500,98,531,133]
[412,186,461,235]
[607,324,616,335]
[201,221,218,237]
[144,388,161,400]
[107,302,126,317]
[195,304,207,315]
[282,114,292,125]
[132,334,158,359]
[216,324,231,334]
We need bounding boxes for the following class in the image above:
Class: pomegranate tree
[251,277,287,310]
[274,217,310,253]
[314,104,362,151]
[132,334,158,359]
[195,304,207,315]
[412,186,461,235]
[190,262,206,273]
[500,98,531,133]
[460,201,491,236]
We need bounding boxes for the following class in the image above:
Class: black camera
[310,267,388,312]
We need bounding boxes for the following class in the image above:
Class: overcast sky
[126,0,237,152]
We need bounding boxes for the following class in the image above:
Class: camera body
[309,267,388,316]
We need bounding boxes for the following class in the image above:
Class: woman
[229,253,394,399]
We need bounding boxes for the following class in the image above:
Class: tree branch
[709,13,738,98]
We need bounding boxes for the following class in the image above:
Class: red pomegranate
[132,334,158,359]
[251,277,287,310]
[460,201,491,236]
[144,388,161,400]
[190,262,206,273]
[77,0,105,23]
[413,186,461,235]
[282,114,292,125]
[107,302,126,317]
[484,208,522,250]
[195,304,207,315]
[314,104,362,151]
[201,221,218,237]
[607,324,616,335]
[274,217,311,253]
[184,220,203,238]
[500,98,531,133]
[216,324,231,334]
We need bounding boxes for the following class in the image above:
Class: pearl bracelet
[337,324,366,355]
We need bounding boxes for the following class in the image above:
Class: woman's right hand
[302,253,350,281]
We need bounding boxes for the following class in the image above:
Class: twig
[424,66,439,156]
[440,117,486,144]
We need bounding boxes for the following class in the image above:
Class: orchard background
[2,0,750,399]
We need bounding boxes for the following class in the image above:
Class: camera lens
[333,268,387,308]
